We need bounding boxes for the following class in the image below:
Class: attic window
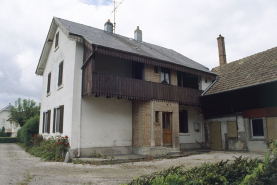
[55,32,59,48]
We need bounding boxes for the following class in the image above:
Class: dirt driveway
[0,144,264,185]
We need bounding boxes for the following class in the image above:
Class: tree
[10,98,40,127]
[1,126,5,132]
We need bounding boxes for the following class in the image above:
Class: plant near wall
[28,135,70,162]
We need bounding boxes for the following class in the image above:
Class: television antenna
[110,0,125,33]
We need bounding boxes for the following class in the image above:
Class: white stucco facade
[0,110,10,130]
[179,105,204,149]
[39,27,81,140]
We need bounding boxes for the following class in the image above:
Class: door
[267,117,277,148]
[209,121,222,150]
[163,113,172,146]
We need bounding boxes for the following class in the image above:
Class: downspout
[201,76,218,96]
[78,69,83,157]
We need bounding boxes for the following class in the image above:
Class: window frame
[250,118,265,139]
[47,72,51,94]
[179,110,189,133]
[42,110,51,134]
[53,105,64,133]
[55,32,59,48]
[161,68,170,84]
[58,61,63,86]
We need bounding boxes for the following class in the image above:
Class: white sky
[0,0,277,108]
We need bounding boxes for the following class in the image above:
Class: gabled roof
[0,104,12,112]
[36,17,215,76]
[204,46,277,95]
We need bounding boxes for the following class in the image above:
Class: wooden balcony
[82,73,203,105]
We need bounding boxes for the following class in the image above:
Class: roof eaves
[204,79,277,96]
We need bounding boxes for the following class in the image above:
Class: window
[47,73,51,93]
[154,66,158,73]
[43,110,51,133]
[161,68,170,84]
[179,110,188,133]
[205,79,208,83]
[227,121,237,138]
[250,118,264,138]
[177,72,199,89]
[53,105,64,133]
[155,111,159,123]
[55,32,59,48]
[58,61,63,86]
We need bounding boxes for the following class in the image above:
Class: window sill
[46,92,51,97]
[57,84,64,91]
[54,46,59,52]
[179,133,190,136]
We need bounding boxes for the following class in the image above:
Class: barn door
[267,117,277,148]
[209,121,222,150]
[163,113,172,146]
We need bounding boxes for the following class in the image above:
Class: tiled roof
[205,46,277,95]
[55,17,214,75]
[0,104,12,112]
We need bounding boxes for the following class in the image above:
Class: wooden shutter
[58,62,63,86]
[227,121,237,138]
[47,73,51,93]
[42,112,45,133]
[47,110,51,133]
[59,105,64,133]
[53,108,56,133]
[55,32,59,48]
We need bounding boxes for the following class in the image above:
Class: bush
[0,137,17,143]
[17,114,39,146]
[28,134,70,161]
[127,140,277,185]
[0,131,7,137]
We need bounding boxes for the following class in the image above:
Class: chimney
[217,34,227,66]
[104,19,113,33]
[134,26,142,42]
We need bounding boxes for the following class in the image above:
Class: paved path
[0,144,263,185]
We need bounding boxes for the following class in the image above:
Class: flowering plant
[29,134,70,161]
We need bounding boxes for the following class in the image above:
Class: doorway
[163,112,172,146]
[209,121,222,150]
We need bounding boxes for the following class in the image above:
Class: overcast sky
[0,0,277,109]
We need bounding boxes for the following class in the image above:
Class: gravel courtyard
[0,144,264,185]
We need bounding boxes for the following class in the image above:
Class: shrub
[0,131,7,137]
[127,140,277,185]
[29,135,70,161]
[16,114,39,146]
[0,137,17,143]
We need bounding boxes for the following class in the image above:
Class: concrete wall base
[133,146,170,156]
[69,146,132,157]
[180,143,203,150]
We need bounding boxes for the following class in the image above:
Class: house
[0,104,20,137]
[201,35,277,153]
[35,17,216,157]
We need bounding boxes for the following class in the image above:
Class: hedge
[0,137,17,143]
[17,114,39,146]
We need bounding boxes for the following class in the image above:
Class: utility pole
[111,0,124,33]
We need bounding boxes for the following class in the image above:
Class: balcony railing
[82,73,203,105]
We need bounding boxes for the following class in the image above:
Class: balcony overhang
[82,73,203,106]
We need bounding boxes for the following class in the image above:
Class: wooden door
[267,117,277,147]
[163,113,172,146]
[209,121,222,150]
